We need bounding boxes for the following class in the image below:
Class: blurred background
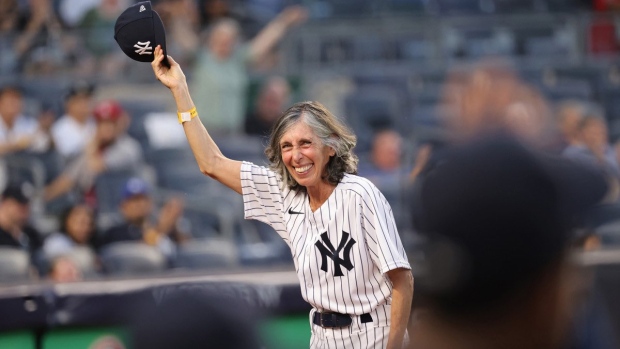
[1,0,620,348]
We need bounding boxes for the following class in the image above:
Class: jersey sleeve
[240,162,287,238]
[361,185,411,274]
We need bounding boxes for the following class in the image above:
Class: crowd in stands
[1,0,620,285]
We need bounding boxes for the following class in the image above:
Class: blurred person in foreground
[45,100,144,207]
[130,288,261,349]
[408,134,608,349]
[191,6,307,134]
[244,76,291,138]
[410,61,555,185]
[98,177,188,260]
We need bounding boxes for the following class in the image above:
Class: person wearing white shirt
[51,83,96,160]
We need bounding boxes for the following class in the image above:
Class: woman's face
[280,119,335,190]
[66,206,93,244]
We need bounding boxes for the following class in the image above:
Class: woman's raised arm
[151,45,242,194]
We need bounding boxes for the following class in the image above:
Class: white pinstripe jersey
[241,162,410,315]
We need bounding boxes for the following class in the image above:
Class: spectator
[443,61,553,148]
[78,0,129,78]
[50,82,96,159]
[197,0,230,28]
[58,0,100,27]
[0,0,64,75]
[191,6,307,134]
[42,203,97,259]
[45,99,144,206]
[0,185,42,254]
[563,114,620,203]
[48,256,82,283]
[358,129,410,228]
[244,76,290,137]
[556,100,587,151]
[99,178,189,259]
[0,85,53,156]
[154,0,200,66]
[408,135,608,349]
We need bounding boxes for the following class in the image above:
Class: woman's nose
[293,147,303,161]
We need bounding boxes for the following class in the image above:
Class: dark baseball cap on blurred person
[114,1,170,67]
[122,178,150,200]
[65,81,95,101]
[410,133,607,314]
[93,100,124,122]
[2,185,31,205]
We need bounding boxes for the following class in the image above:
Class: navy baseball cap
[114,1,169,67]
[122,178,150,200]
[2,185,31,204]
[410,133,608,314]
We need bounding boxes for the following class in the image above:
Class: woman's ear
[329,147,336,157]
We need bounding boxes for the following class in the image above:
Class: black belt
[312,312,373,328]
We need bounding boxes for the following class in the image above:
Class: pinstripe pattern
[241,162,410,348]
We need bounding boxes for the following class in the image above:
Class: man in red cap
[44,100,144,207]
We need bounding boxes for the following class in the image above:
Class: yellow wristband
[177,107,198,124]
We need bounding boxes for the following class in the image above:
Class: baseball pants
[309,304,407,349]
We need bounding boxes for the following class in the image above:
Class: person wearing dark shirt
[99,178,188,259]
[244,76,291,138]
[0,185,42,252]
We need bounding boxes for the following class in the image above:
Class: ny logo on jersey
[134,41,152,55]
[315,231,356,277]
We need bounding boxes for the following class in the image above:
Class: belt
[312,311,373,328]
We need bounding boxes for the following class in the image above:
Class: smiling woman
[150,44,413,349]
[265,101,357,210]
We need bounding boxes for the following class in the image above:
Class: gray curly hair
[265,101,358,191]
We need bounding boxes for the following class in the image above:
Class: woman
[151,45,413,349]
[43,204,97,259]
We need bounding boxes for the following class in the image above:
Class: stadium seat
[0,247,31,282]
[120,100,167,154]
[94,169,138,216]
[435,0,484,14]
[213,135,268,165]
[100,242,166,276]
[173,238,238,269]
[344,86,407,149]
[62,247,98,278]
[538,79,593,101]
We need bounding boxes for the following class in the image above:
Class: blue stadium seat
[434,0,483,14]
[94,169,138,216]
[0,247,31,282]
[119,100,167,154]
[100,242,166,275]
[173,238,238,269]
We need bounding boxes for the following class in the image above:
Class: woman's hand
[151,45,186,91]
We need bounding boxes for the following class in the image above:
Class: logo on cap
[134,41,152,55]
[139,5,146,12]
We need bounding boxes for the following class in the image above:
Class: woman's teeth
[295,164,312,173]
